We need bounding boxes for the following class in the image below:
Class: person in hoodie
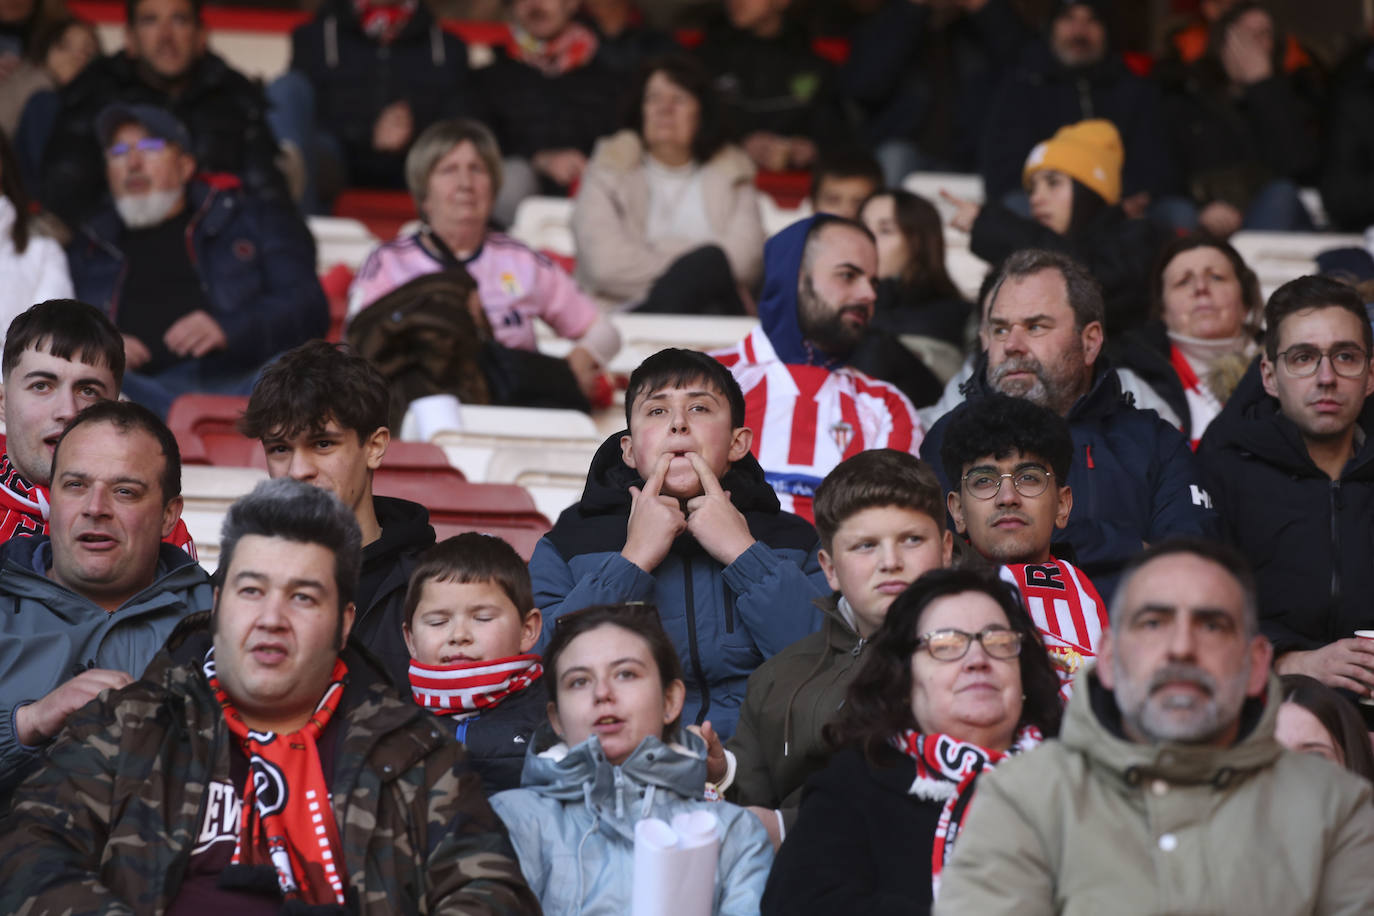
[712,214,927,523]
[240,339,437,690]
[0,398,212,800]
[977,0,1174,213]
[1197,276,1374,705]
[269,0,473,209]
[529,347,828,739]
[920,247,1218,600]
[945,119,1168,336]
[935,539,1374,916]
[403,533,546,795]
[491,602,773,915]
[727,448,953,848]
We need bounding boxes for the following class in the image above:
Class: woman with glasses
[760,568,1062,915]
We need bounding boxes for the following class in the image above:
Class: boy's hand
[684,453,754,566]
[622,453,686,573]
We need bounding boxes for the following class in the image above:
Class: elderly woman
[1112,234,1263,447]
[761,568,1062,915]
[348,118,620,399]
[572,53,764,314]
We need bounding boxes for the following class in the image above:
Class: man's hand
[684,453,754,566]
[1198,200,1243,238]
[15,669,134,746]
[373,101,414,152]
[122,334,152,371]
[622,453,686,573]
[531,148,587,188]
[688,719,728,783]
[164,310,228,359]
[1275,640,1374,696]
[940,189,982,233]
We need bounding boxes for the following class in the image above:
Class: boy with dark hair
[808,147,884,219]
[241,339,436,688]
[0,299,195,554]
[727,448,952,845]
[530,347,828,739]
[939,394,1107,690]
[403,533,545,795]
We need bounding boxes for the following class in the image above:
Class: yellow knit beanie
[1022,119,1123,205]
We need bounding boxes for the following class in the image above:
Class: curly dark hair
[824,567,1062,763]
[939,393,1074,487]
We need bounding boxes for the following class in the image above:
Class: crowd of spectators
[3,0,1374,911]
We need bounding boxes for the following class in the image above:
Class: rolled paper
[632,812,721,916]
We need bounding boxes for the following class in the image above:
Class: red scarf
[354,0,417,44]
[893,726,1042,897]
[506,21,599,76]
[409,653,542,719]
[999,559,1107,697]
[207,651,351,906]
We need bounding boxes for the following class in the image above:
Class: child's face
[621,382,752,500]
[819,505,952,638]
[403,579,541,666]
[548,623,685,765]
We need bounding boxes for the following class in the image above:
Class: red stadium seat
[331,190,416,241]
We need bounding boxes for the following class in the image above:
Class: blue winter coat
[921,355,1219,598]
[67,177,329,372]
[529,433,828,739]
[491,724,773,915]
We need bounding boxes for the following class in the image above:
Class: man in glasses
[940,393,1107,694]
[936,538,1374,915]
[65,104,326,418]
[1199,275,1374,706]
[921,247,1218,599]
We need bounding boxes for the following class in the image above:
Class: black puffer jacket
[290,0,473,187]
[354,494,437,690]
[1321,41,1374,232]
[38,51,289,227]
[1197,363,1374,656]
[474,48,621,163]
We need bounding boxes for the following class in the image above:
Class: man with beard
[1198,276,1374,708]
[935,538,1374,915]
[921,248,1216,598]
[714,215,924,522]
[65,104,327,418]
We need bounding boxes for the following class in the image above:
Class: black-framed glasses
[916,626,1024,661]
[1275,345,1370,379]
[962,466,1053,500]
[106,137,168,159]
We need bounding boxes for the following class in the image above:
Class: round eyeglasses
[961,466,1053,500]
[916,626,1024,661]
[1275,345,1370,379]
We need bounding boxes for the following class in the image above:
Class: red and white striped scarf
[206,650,350,906]
[409,653,543,719]
[893,726,1043,898]
[999,558,1107,698]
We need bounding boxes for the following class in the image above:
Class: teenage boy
[530,348,829,739]
[727,448,953,846]
[404,533,546,795]
[241,340,436,689]
[808,147,884,220]
[940,393,1108,689]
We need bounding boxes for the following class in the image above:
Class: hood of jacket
[365,494,436,570]
[1063,663,1283,787]
[516,721,710,836]
[1202,359,1374,480]
[544,430,792,558]
[0,536,211,612]
[757,215,848,368]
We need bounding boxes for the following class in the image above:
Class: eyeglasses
[106,137,168,159]
[961,466,1053,500]
[917,626,1024,661]
[1275,345,1370,379]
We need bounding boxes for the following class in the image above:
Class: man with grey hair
[0,477,540,913]
[936,537,1374,916]
[921,248,1217,597]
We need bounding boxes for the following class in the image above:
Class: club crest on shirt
[500,271,522,297]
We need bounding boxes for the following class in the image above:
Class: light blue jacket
[491,724,773,915]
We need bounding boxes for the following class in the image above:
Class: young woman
[490,603,773,915]
[1276,674,1374,785]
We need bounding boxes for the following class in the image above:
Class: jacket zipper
[724,587,735,634]
[682,557,710,725]
[1329,480,1342,601]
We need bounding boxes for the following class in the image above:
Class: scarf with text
[894,726,1043,897]
[506,21,599,76]
[354,0,417,44]
[206,649,350,906]
[409,653,543,719]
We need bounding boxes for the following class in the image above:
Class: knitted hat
[1022,119,1122,205]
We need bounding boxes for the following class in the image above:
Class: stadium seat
[332,189,416,241]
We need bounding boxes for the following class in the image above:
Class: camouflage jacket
[0,612,542,915]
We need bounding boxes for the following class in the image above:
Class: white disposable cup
[1355,631,1374,705]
